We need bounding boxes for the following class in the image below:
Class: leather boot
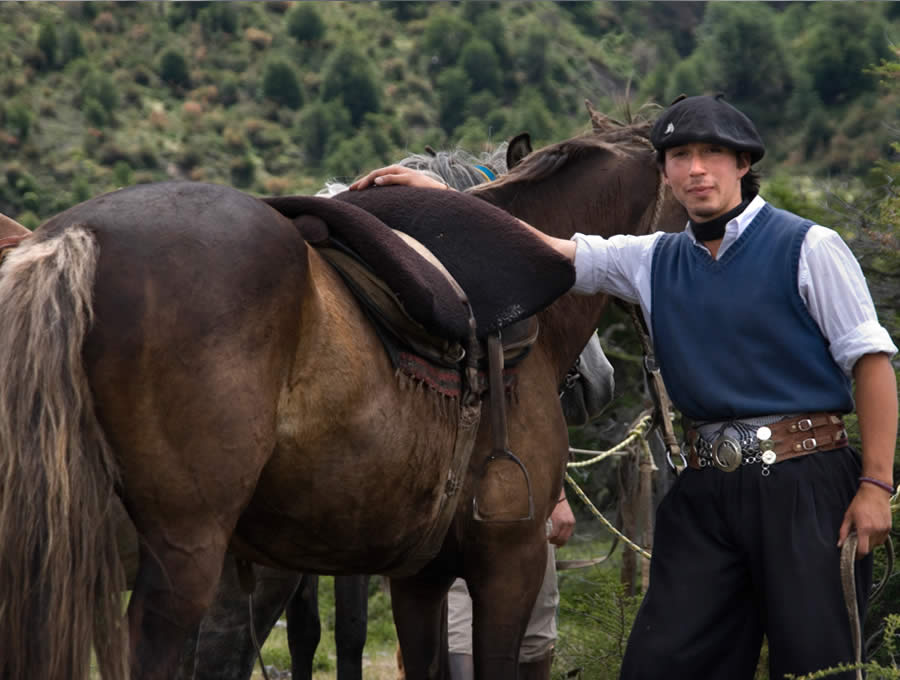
[449,653,474,680]
[518,651,553,680]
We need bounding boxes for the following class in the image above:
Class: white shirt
[571,195,897,377]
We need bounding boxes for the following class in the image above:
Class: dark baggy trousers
[620,447,872,680]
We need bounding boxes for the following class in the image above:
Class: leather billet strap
[686,412,848,471]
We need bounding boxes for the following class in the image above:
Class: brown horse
[0,116,685,680]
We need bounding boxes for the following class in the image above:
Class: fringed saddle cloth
[265,186,574,566]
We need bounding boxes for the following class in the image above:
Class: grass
[243,532,627,680]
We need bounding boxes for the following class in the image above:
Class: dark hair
[655,149,760,200]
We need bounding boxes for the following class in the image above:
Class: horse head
[471,116,687,376]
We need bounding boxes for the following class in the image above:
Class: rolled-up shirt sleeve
[570,232,664,309]
[800,225,898,377]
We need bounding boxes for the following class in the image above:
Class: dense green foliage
[2,1,900,220]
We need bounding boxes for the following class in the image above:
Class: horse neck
[478,152,663,381]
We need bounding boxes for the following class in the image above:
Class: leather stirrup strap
[472,334,534,522]
[488,334,509,454]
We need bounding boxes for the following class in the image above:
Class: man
[351,94,898,679]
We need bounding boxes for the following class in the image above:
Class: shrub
[199,3,238,35]
[295,99,352,165]
[286,3,325,43]
[81,70,119,116]
[230,155,256,187]
[323,133,378,181]
[158,49,191,89]
[422,12,473,68]
[436,66,470,134]
[4,102,33,141]
[83,98,108,127]
[321,46,381,126]
[37,22,58,69]
[460,38,500,93]
[262,60,304,110]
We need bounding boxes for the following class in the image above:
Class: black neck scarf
[689,199,750,242]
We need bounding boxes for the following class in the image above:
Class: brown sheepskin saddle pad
[264,186,574,340]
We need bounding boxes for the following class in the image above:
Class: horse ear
[585,99,608,133]
[507,133,532,169]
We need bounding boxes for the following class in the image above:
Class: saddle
[265,187,575,536]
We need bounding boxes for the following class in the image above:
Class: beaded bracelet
[859,476,895,495]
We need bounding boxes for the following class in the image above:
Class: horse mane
[318,145,510,198]
[472,117,655,196]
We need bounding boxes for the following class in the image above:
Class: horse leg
[127,525,231,680]
[180,558,301,680]
[468,541,548,680]
[334,575,370,680]
[390,571,455,680]
[286,573,321,680]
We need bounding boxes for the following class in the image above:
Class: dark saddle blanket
[264,186,574,340]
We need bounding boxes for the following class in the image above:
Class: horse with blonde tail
[0,112,684,680]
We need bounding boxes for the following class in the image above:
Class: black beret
[650,94,765,164]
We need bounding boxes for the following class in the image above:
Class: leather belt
[686,412,848,472]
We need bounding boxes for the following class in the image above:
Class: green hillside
[2,1,899,227]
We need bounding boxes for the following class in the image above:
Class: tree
[519,23,548,85]
[320,46,381,126]
[286,3,325,43]
[60,27,85,66]
[37,22,58,69]
[262,60,303,110]
[199,3,238,34]
[691,3,792,130]
[158,49,191,90]
[436,67,471,134]
[801,3,888,106]
[460,38,500,93]
[422,12,473,68]
[295,99,352,165]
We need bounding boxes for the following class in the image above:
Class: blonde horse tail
[0,225,127,680]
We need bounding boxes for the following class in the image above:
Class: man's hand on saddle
[349,163,580,265]
[548,495,575,547]
[838,482,893,558]
[349,165,448,191]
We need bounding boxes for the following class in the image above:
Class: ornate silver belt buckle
[711,435,742,472]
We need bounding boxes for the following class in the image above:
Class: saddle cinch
[265,186,574,554]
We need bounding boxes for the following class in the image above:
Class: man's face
[662,143,749,224]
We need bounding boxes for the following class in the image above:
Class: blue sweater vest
[650,203,853,421]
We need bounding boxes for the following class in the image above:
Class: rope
[567,414,654,469]
[565,471,651,561]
